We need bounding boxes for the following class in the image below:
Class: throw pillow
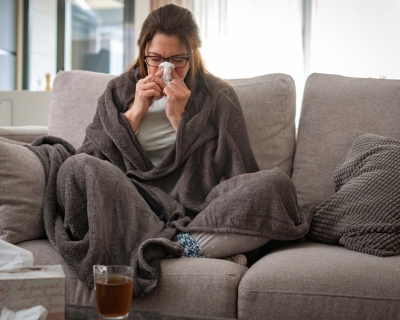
[0,139,46,244]
[307,132,400,257]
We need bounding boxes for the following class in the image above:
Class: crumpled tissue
[0,240,33,272]
[159,61,175,85]
[152,61,176,106]
[0,305,48,320]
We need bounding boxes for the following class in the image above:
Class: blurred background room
[1,0,399,126]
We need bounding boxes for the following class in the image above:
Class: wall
[29,0,57,90]
[134,0,150,59]
[0,91,50,126]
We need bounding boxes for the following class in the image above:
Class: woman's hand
[123,68,165,132]
[164,69,191,131]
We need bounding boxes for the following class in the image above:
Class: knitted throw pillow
[307,132,400,257]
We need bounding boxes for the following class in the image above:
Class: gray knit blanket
[307,132,400,257]
[28,68,311,297]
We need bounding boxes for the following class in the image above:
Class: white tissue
[0,240,33,272]
[158,61,175,85]
[0,306,48,320]
[152,62,176,104]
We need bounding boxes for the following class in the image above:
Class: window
[309,0,400,80]
[0,0,17,90]
[193,0,304,122]
[192,0,400,123]
[57,0,135,75]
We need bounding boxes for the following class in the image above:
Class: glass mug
[93,265,134,319]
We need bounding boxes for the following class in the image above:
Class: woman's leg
[57,153,166,264]
[178,168,298,260]
[190,232,270,258]
[176,231,269,258]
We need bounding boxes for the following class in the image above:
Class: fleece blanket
[28,68,311,297]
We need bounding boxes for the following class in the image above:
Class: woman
[30,4,309,297]
[122,4,275,261]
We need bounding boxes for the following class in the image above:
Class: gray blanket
[28,68,311,296]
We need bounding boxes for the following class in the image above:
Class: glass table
[66,305,234,320]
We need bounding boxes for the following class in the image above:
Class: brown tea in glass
[93,265,134,319]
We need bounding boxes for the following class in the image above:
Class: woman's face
[144,33,190,79]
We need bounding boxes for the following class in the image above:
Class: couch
[1,70,399,319]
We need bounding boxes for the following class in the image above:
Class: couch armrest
[0,126,48,144]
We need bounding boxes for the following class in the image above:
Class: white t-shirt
[136,96,176,165]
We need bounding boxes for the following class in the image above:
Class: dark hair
[128,4,236,114]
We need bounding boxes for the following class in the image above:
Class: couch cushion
[238,241,400,320]
[133,258,247,318]
[229,74,296,174]
[49,71,296,176]
[0,136,26,146]
[19,239,247,319]
[48,70,115,149]
[0,126,48,143]
[292,73,400,206]
[0,140,46,244]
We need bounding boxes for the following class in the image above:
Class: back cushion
[229,74,296,175]
[292,73,400,206]
[49,71,296,176]
[48,70,115,148]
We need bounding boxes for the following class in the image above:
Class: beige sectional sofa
[1,70,399,319]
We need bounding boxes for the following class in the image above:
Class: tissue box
[0,265,65,319]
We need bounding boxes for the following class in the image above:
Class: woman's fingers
[167,70,186,91]
[142,69,165,88]
[137,87,163,100]
[137,70,165,99]
[164,78,190,111]
[125,68,167,132]
[170,69,180,80]
[165,78,189,96]
[155,68,164,77]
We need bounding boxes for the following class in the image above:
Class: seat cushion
[19,239,247,319]
[133,258,247,318]
[238,241,400,320]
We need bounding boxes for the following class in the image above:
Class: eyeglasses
[144,55,190,68]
